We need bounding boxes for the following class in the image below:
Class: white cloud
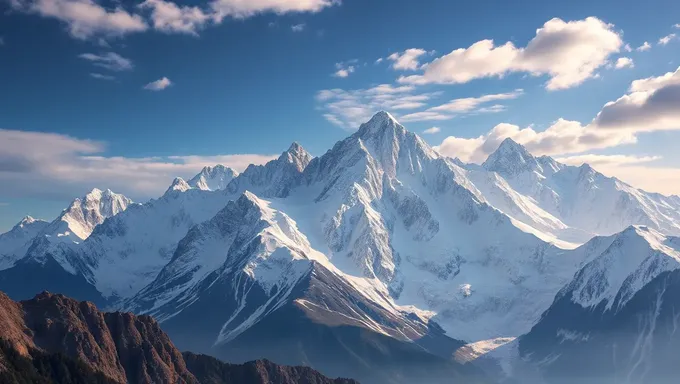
[636,41,651,51]
[139,0,214,35]
[399,89,523,123]
[658,33,677,45]
[332,60,358,78]
[399,17,622,90]
[10,0,148,39]
[291,23,306,32]
[375,57,384,64]
[209,0,339,20]
[12,0,339,39]
[430,89,524,113]
[143,77,172,91]
[89,73,115,80]
[333,66,355,78]
[435,66,680,164]
[623,43,632,52]
[0,128,276,200]
[554,154,661,167]
[388,48,429,70]
[423,127,441,135]
[79,52,133,71]
[675,24,680,29]
[316,84,440,129]
[614,57,634,69]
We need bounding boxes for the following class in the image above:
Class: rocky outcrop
[0,291,359,384]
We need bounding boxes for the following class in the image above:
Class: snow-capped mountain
[2,112,680,383]
[0,216,49,269]
[41,188,133,242]
[188,165,238,191]
[519,226,680,383]
[465,138,680,245]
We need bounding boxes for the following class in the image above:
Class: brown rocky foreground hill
[0,291,358,384]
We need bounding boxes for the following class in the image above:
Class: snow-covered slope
[41,188,133,242]
[4,111,680,383]
[188,165,238,191]
[0,216,49,269]
[519,227,680,383]
[473,138,680,244]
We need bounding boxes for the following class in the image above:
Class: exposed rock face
[0,291,195,384]
[0,291,361,384]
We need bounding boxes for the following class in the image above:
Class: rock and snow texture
[42,188,133,242]
[477,138,680,243]
[0,216,49,269]
[188,165,238,191]
[2,111,680,373]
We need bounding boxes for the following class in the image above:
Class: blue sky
[1,0,680,231]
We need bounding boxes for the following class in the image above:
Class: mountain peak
[166,177,191,194]
[482,137,540,176]
[280,141,313,172]
[188,165,238,191]
[357,111,402,137]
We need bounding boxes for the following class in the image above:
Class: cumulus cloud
[636,41,651,51]
[332,59,359,78]
[291,23,306,32]
[139,0,214,35]
[388,48,429,70]
[9,0,148,39]
[658,33,677,45]
[79,52,133,71]
[0,128,276,200]
[89,73,115,80]
[143,77,172,91]
[614,57,634,69]
[399,89,523,122]
[316,84,441,129]
[399,17,622,90]
[423,127,441,135]
[435,67,680,164]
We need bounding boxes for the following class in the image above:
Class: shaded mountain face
[0,291,360,384]
[0,216,49,269]
[519,227,680,384]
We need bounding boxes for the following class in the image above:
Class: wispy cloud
[658,33,677,45]
[143,77,172,91]
[636,41,651,52]
[423,127,441,135]
[291,23,306,32]
[332,59,358,78]
[9,0,148,39]
[79,52,133,71]
[400,89,523,122]
[10,0,339,39]
[0,128,276,200]
[316,84,441,129]
[399,17,622,90]
[89,73,115,81]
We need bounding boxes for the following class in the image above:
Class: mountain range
[1,111,679,383]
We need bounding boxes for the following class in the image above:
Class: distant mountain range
[1,111,679,383]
